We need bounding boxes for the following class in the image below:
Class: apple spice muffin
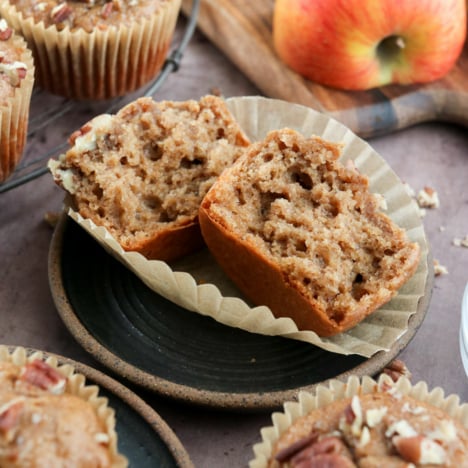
[265,380,468,467]
[0,353,127,467]
[0,0,181,99]
[0,18,34,183]
[48,95,251,262]
[199,128,420,336]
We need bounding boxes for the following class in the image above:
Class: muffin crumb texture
[269,391,468,467]
[200,129,421,335]
[49,95,250,261]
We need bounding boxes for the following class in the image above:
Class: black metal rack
[0,0,200,194]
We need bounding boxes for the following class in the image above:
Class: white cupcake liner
[66,96,428,358]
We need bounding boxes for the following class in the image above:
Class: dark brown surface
[181,0,468,138]
[47,211,432,411]
[1,17,468,468]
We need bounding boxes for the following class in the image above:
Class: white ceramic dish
[460,283,468,378]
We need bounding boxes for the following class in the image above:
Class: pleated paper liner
[249,374,468,468]
[66,96,428,358]
[0,345,127,467]
[0,26,34,182]
[0,0,181,100]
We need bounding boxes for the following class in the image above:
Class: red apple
[273,0,467,90]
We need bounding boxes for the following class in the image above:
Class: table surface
[1,18,468,468]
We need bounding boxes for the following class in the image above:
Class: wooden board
[182,0,468,138]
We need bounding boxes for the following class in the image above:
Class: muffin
[199,128,421,336]
[0,0,182,100]
[0,18,34,183]
[0,346,127,467]
[48,95,251,262]
[251,375,468,467]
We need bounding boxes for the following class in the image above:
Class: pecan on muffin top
[7,0,173,32]
[0,19,28,100]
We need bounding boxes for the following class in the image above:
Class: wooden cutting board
[181,0,468,138]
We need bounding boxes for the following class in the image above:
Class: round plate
[14,347,193,468]
[48,214,433,411]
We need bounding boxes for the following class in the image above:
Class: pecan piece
[275,431,319,462]
[291,436,356,468]
[0,21,12,41]
[16,67,27,80]
[382,359,411,382]
[0,399,23,433]
[20,359,66,394]
[101,2,113,19]
[51,2,72,23]
[69,123,93,145]
[393,435,446,464]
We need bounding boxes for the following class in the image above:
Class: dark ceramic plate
[48,214,433,411]
[16,347,193,468]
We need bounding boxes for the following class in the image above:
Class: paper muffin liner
[0,345,128,467]
[0,28,34,182]
[249,373,468,468]
[65,96,428,358]
[0,0,181,100]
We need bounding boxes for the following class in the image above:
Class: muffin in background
[0,0,181,100]
[0,18,34,183]
[251,374,468,467]
[0,345,127,467]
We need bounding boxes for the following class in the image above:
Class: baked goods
[0,347,127,467]
[0,0,181,99]
[264,377,468,467]
[48,95,251,262]
[199,128,421,336]
[0,18,34,183]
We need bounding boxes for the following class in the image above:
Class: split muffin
[48,95,251,261]
[199,128,421,336]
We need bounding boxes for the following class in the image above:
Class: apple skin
[273,0,467,90]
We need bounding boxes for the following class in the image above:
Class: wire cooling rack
[0,0,200,194]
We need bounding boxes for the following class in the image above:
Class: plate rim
[4,345,194,468]
[48,213,434,411]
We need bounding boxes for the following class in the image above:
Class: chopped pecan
[0,399,23,433]
[382,359,411,382]
[69,123,93,145]
[20,359,66,394]
[342,396,363,432]
[0,61,28,87]
[16,67,27,80]
[393,435,446,464]
[275,431,319,462]
[0,19,12,41]
[344,403,355,424]
[291,436,355,467]
[416,186,440,209]
[101,2,113,19]
[51,2,72,23]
